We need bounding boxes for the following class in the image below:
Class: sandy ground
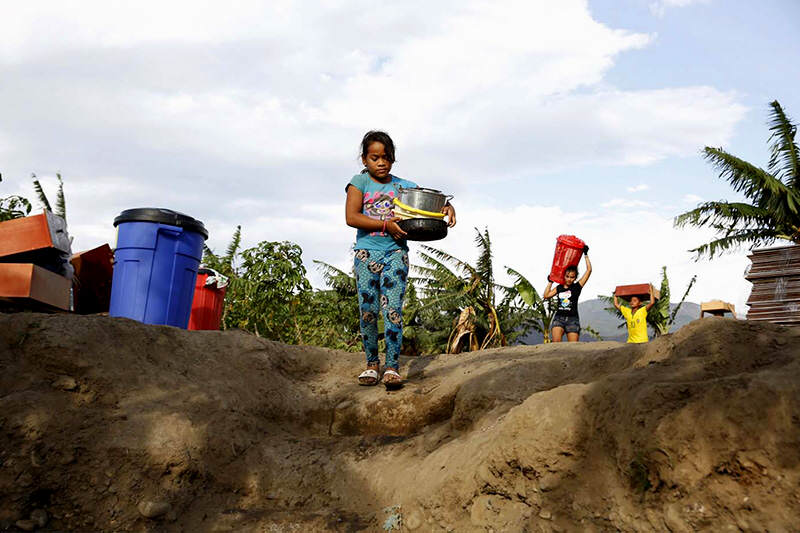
[1,313,800,532]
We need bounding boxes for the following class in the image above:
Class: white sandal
[382,368,402,389]
[358,368,380,386]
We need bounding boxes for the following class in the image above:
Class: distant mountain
[518,298,702,344]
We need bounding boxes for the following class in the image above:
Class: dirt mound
[1,313,799,532]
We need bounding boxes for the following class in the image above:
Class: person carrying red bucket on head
[543,235,592,342]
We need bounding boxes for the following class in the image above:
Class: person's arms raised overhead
[645,284,656,311]
[543,276,557,298]
[613,291,621,310]
[578,251,592,287]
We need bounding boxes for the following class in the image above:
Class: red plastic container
[548,235,586,285]
[188,270,227,330]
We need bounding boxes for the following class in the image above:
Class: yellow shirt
[620,306,648,343]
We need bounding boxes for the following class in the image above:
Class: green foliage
[204,230,314,344]
[0,195,32,221]
[200,227,557,352]
[675,100,800,258]
[0,173,33,221]
[582,324,603,341]
[55,173,66,221]
[226,240,311,343]
[31,173,52,212]
[31,173,67,221]
[412,227,534,353]
[506,267,556,343]
[202,226,243,331]
[650,267,697,336]
[599,266,697,337]
[302,261,361,351]
[0,172,68,222]
[402,278,455,355]
[203,225,241,278]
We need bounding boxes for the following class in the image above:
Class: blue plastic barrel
[109,208,208,328]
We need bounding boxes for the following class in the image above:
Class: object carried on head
[393,186,453,242]
[615,283,660,302]
[548,235,586,285]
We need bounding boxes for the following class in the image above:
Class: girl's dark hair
[565,265,579,276]
[360,130,396,163]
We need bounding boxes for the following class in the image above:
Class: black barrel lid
[113,208,208,240]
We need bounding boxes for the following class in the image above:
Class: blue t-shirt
[346,172,418,251]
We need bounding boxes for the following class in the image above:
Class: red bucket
[188,270,227,330]
[548,235,586,285]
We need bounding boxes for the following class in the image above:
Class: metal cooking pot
[396,186,453,214]
[398,218,448,242]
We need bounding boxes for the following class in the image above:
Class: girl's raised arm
[578,253,592,287]
[543,278,557,299]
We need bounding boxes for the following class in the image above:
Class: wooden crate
[700,300,736,317]
[71,244,114,314]
[0,263,71,311]
[614,283,659,301]
[0,210,71,258]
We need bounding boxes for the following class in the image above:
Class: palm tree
[675,100,800,258]
[600,266,697,337]
[202,225,242,278]
[414,227,532,353]
[505,267,557,343]
[31,173,67,222]
[310,260,362,351]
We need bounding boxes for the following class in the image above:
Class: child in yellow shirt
[613,285,656,343]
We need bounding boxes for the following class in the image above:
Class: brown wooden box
[615,283,660,301]
[0,263,71,311]
[700,300,736,317]
[0,210,71,258]
[71,244,114,314]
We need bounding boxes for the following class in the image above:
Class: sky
[2,0,799,317]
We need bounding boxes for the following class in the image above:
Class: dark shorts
[552,314,581,334]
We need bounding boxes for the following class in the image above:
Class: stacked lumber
[745,244,800,326]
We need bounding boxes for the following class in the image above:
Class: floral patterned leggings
[354,248,409,370]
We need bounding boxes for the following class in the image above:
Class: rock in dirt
[137,500,171,519]
[52,375,77,391]
[30,509,47,527]
[14,519,36,531]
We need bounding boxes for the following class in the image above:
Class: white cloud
[627,184,650,193]
[683,194,703,203]
[0,1,745,189]
[649,0,711,17]
[602,198,653,208]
